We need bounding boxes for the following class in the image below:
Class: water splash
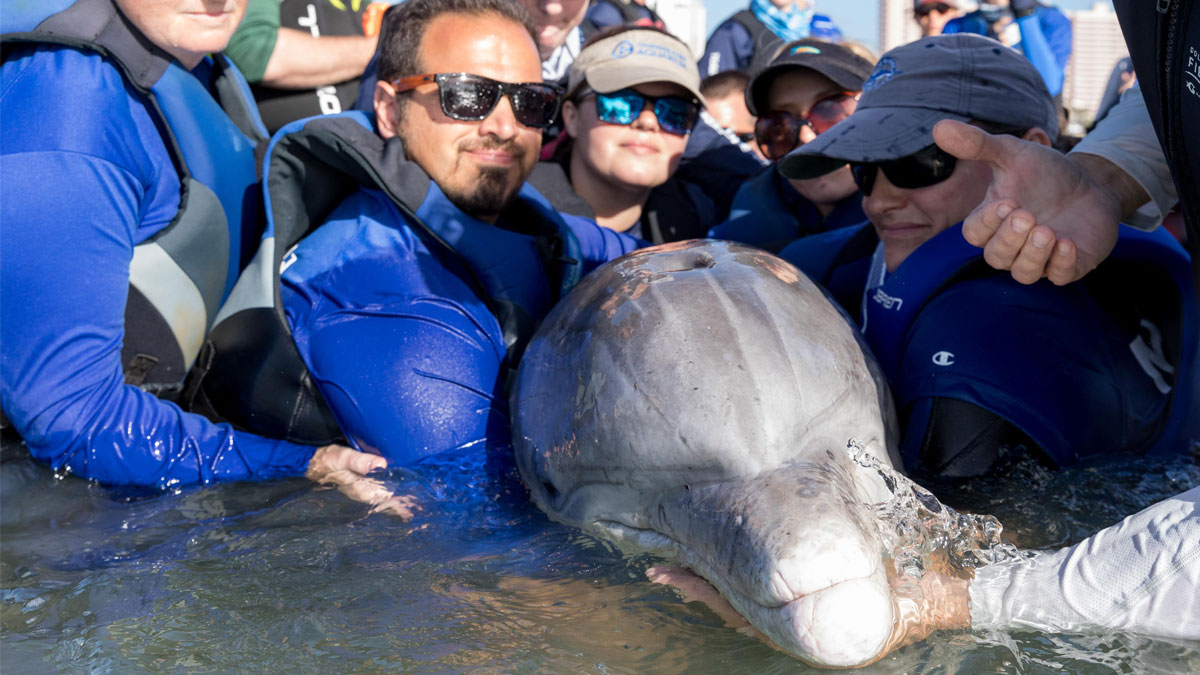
[845,438,1032,580]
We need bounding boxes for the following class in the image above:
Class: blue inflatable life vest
[185,111,584,445]
[2,0,269,393]
[861,224,1199,463]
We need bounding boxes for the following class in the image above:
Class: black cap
[745,39,875,116]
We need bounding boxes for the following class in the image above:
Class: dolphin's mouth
[587,473,896,669]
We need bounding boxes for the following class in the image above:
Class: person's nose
[541,1,563,17]
[863,170,907,214]
[479,93,520,141]
[798,123,818,145]
[631,104,659,132]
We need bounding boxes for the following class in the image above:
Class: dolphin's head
[512,241,900,666]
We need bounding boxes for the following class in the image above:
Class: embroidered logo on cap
[612,40,634,58]
[790,45,822,55]
[863,57,899,92]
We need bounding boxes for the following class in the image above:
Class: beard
[442,138,530,220]
[443,164,522,220]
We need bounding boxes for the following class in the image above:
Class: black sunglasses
[391,72,564,128]
[849,144,958,196]
[914,3,954,18]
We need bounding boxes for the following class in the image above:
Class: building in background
[879,0,925,52]
[1062,1,1128,127]
[652,0,708,57]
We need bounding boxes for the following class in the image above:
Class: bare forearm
[260,27,378,89]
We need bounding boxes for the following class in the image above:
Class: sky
[702,0,1113,52]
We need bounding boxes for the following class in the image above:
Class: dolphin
[511,240,908,668]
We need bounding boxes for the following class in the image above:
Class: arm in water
[0,48,396,509]
[930,88,1173,285]
[654,487,1199,652]
[969,486,1200,638]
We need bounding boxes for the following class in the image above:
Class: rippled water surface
[2,438,1198,674]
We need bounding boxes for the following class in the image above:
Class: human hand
[932,119,1123,285]
[306,444,418,518]
[884,567,971,653]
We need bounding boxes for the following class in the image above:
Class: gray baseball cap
[779,33,1058,180]
[566,29,706,106]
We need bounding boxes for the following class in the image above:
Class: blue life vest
[186,111,584,445]
[861,224,1199,463]
[2,0,268,392]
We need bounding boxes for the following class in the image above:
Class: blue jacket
[782,223,1199,470]
[709,165,865,252]
[0,0,314,488]
[700,10,842,77]
[943,5,1072,97]
[200,113,643,466]
[585,0,661,31]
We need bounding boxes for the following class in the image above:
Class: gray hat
[779,34,1058,180]
[745,39,875,116]
[566,29,706,106]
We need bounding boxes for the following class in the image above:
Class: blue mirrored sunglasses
[583,88,701,136]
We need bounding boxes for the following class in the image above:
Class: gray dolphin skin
[511,240,906,668]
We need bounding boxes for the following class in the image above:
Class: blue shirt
[710,165,865,252]
[1,46,313,488]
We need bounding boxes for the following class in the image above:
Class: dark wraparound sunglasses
[391,73,563,129]
[849,144,958,196]
[915,3,955,18]
[579,88,702,136]
[754,91,858,161]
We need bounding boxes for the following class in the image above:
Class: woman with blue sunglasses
[541,26,716,242]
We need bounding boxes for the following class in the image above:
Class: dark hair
[580,22,680,50]
[377,0,537,83]
[700,70,750,100]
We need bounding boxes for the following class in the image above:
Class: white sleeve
[1069,86,1179,231]
[968,486,1200,640]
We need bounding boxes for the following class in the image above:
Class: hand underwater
[306,444,418,519]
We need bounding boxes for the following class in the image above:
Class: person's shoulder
[584,0,626,28]
[2,46,151,155]
[708,16,754,41]
[286,188,422,277]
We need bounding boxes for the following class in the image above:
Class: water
[3,438,1199,674]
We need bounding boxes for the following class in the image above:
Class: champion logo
[931,351,955,367]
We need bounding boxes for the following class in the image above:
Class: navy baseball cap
[779,34,1058,180]
[745,39,875,116]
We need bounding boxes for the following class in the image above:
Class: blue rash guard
[0,46,315,487]
[943,6,1072,98]
[780,223,1199,473]
[709,165,865,252]
[279,182,641,465]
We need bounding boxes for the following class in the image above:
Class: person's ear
[561,99,580,139]
[375,80,401,139]
[1022,126,1053,148]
